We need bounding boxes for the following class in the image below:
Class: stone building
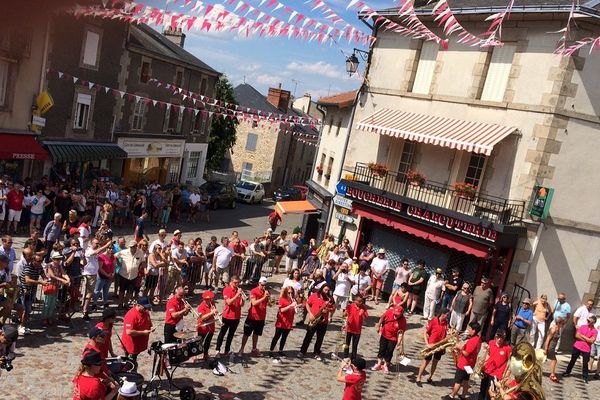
[324,0,600,331]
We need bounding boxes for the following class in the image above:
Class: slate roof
[317,90,357,109]
[128,24,219,75]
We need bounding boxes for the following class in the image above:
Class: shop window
[411,41,439,95]
[80,27,102,69]
[187,151,201,178]
[396,140,416,181]
[140,61,151,83]
[480,44,516,102]
[0,60,9,107]
[246,133,258,151]
[132,100,145,131]
[74,93,91,130]
[168,159,180,183]
[241,162,253,181]
[464,153,487,188]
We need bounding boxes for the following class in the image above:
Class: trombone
[182,298,200,319]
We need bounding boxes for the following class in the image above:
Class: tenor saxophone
[308,298,333,328]
[419,330,460,359]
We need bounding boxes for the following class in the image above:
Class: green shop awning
[44,142,128,163]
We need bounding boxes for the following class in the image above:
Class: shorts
[202,262,211,275]
[392,282,402,290]
[546,347,557,361]
[30,212,43,220]
[373,277,384,290]
[425,349,445,361]
[454,368,471,384]
[119,277,137,294]
[591,343,600,359]
[410,285,423,295]
[243,318,265,336]
[8,209,22,222]
[214,265,231,284]
[83,275,97,298]
[334,294,348,310]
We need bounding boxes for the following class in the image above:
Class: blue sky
[141,0,394,99]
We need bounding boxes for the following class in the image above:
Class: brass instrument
[265,286,276,306]
[239,288,248,301]
[212,304,223,325]
[490,342,545,400]
[472,341,489,380]
[308,298,334,328]
[182,298,200,319]
[419,330,460,359]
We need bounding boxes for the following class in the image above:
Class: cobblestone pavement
[3,203,599,399]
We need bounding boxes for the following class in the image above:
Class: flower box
[406,169,426,186]
[368,162,388,177]
[453,182,477,200]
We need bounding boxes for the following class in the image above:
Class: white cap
[259,277,268,284]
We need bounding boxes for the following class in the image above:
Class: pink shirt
[574,325,598,353]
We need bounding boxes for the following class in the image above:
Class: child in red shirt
[343,295,368,360]
[269,285,297,360]
[447,321,482,399]
[337,357,367,400]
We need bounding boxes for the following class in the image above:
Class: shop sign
[335,212,354,224]
[333,195,353,210]
[32,116,46,127]
[406,205,498,243]
[12,153,37,160]
[36,91,54,114]
[529,186,553,220]
[119,139,185,157]
[345,186,403,213]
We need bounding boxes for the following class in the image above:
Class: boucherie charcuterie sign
[345,186,498,243]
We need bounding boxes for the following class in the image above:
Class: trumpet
[265,286,276,306]
[212,304,223,325]
[182,298,200,319]
[238,288,248,301]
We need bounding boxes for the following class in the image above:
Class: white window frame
[241,162,253,181]
[246,132,258,151]
[187,151,201,178]
[74,93,91,130]
[80,27,102,69]
[0,60,9,107]
[132,100,145,131]
[411,41,439,95]
[480,44,517,102]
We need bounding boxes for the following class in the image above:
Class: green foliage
[206,76,239,171]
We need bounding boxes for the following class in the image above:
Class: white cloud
[286,61,346,79]
[255,74,285,87]
[238,63,262,72]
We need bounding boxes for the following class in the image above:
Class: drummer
[196,290,218,361]
[82,326,110,376]
[164,285,191,344]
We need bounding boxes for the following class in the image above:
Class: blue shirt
[0,246,16,275]
[514,307,533,329]
[552,300,571,322]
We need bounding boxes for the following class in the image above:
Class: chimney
[267,85,291,112]
[163,27,186,48]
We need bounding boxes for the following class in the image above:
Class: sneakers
[18,326,30,335]
[251,349,261,357]
[314,354,322,361]
[371,363,382,371]
[382,364,389,374]
[272,358,282,364]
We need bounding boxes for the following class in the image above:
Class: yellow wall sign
[36,91,54,114]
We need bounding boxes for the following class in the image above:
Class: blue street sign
[335,181,347,196]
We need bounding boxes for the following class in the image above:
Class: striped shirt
[18,262,42,295]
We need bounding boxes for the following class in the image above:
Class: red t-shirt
[82,342,109,376]
[222,285,243,320]
[307,292,334,325]
[72,374,106,400]
[98,254,115,276]
[426,317,448,344]
[197,302,216,335]
[458,335,482,370]
[483,339,512,379]
[7,190,24,211]
[121,307,152,355]
[248,286,268,321]
[380,309,406,341]
[342,371,366,400]
[165,295,185,325]
[275,296,295,330]
[95,321,113,359]
[345,303,368,334]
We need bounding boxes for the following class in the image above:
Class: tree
[206,75,238,172]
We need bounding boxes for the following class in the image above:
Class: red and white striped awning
[356,109,518,155]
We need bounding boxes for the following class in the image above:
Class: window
[0,60,9,107]
[319,153,326,169]
[241,162,253,181]
[164,105,179,132]
[335,120,342,136]
[140,61,151,83]
[74,93,91,130]
[464,153,487,188]
[175,70,183,87]
[327,157,334,176]
[132,100,145,131]
[327,117,334,134]
[480,44,516,102]
[187,151,201,178]
[411,41,439,94]
[81,28,101,68]
[199,78,207,95]
[246,133,258,151]
[397,140,416,180]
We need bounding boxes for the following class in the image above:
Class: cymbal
[173,331,196,340]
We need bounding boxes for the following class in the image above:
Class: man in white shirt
[188,191,201,223]
[574,299,597,328]
[332,261,352,318]
[369,248,389,305]
[82,238,111,320]
[350,267,373,300]
[149,229,169,253]
[212,237,233,289]
[423,268,445,321]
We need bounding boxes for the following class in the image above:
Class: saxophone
[308,297,334,328]
[419,330,460,359]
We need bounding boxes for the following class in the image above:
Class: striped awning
[44,142,128,163]
[356,109,518,155]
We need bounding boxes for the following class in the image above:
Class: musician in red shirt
[72,350,119,400]
[95,309,117,359]
[343,295,368,360]
[337,357,367,400]
[215,276,245,357]
[299,284,336,361]
[82,326,110,378]
[448,321,482,400]
[121,297,154,361]
[269,285,297,361]
[479,330,511,400]
[164,285,191,344]
[416,308,450,385]
[238,276,271,356]
[372,305,406,373]
[196,290,218,360]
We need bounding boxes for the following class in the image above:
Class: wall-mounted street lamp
[345,48,369,76]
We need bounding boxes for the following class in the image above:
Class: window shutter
[412,41,439,95]
[480,44,516,102]
[82,31,100,66]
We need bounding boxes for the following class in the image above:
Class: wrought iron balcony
[351,162,525,225]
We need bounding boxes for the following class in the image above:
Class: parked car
[293,185,308,200]
[235,180,265,204]
[273,186,303,202]
[200,181,237,209]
